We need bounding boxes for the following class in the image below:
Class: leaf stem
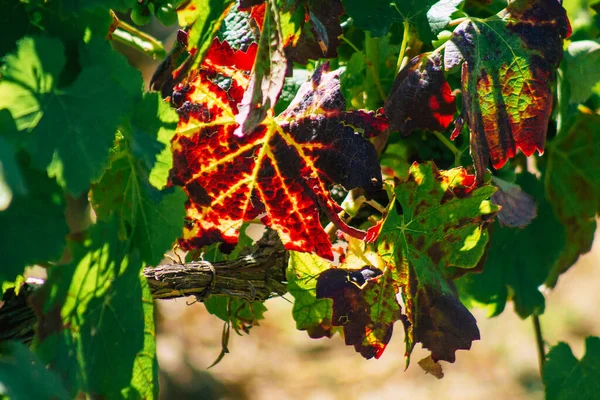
[340,36,387,101]
[532,314,546,379]
[397,20,410,73]
[108,10,166,59]
[432,131,461,166]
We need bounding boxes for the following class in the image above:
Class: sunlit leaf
[169,43,386,259]
[369,161,498,364]
[445,0,570,179]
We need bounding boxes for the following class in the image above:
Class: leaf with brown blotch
[169,44,387,260]
[491,176,537,228]
[444,0,571,180]
[316,266,402,359]
[234,0,287,137]
[367,162,499,365]
[385,53,456,136]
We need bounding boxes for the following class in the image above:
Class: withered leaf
[316,267,401,359]
[491,176,537,228]
[445,0,571,179]
[169,41,387,260]
[385,53,456,136]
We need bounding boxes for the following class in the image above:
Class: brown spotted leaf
[169,44,387,260]
[316,267,402,359]
[385,53,456,136]
[444,0,570,179]
[367,162,499,364]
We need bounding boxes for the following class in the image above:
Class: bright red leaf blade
[169,45,386,259]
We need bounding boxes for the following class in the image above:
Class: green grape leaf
[316,267,401,359]
[0,0,30,57]
[91,144,187,266]
[342,0,438,41]
[235,0,286,137]
[204,296,267,333]
[127,93,179,189]
[0,341,70,400]
[0,162,68,296]
[545,112,600,287]
[563,40,600,104]
[33,222,159,399]
[0,110,26,210]
[0,36,143,195]
[445,0,570,179]
[427,0,465,35]
[287,251,333,338]
[457,172,565,318]
[544,336,600,400]
[369,161,499,364]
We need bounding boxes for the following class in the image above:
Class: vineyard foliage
[0,0,599,398]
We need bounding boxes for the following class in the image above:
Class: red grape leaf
[385,53,456,136]
[316,267,402,359]
[444,0,570,179]
[367,162,499,364]
[235,0,287,136]
[169,44,387,260]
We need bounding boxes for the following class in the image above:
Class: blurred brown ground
[154,228,600,400]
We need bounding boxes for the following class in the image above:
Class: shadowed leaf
[169,41,387,259]
[0,341,69,399]
[491,176,537,228]
[458,172,564,318]
[545,112,600,287]
[544,336,600,400]
[369,161,498,364]
[445,0,570,179]
[385,53,456,136]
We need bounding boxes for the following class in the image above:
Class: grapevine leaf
[33,222,159,399]
[370,162,499,364]
[0,341,70,400]
[341,0,437,41]
[418,354,444,379]
[316,267,401,359]
[0,36,143,195]
[128,93,179,189]
[457,172,564,318]
[204,296,267,333]
[385,53,456,136]
[235,0,287,137]
[427,0,465,35]
[543,337,600,400]
[491,176,537,228]
[0,110,26,210]
[91,146,187,266]
[287,251,333,337]
[279,0,344,64]
[545,112,600,287]
[0,162,68,296]
[563,40,600,104]
[445,0,570,179]
[177,0,235,72]
[0,0,29,57]
[169,50,385,259]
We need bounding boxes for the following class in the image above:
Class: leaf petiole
[108,10,167,59]
[396,20,410,73]
[432,130,462,166]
